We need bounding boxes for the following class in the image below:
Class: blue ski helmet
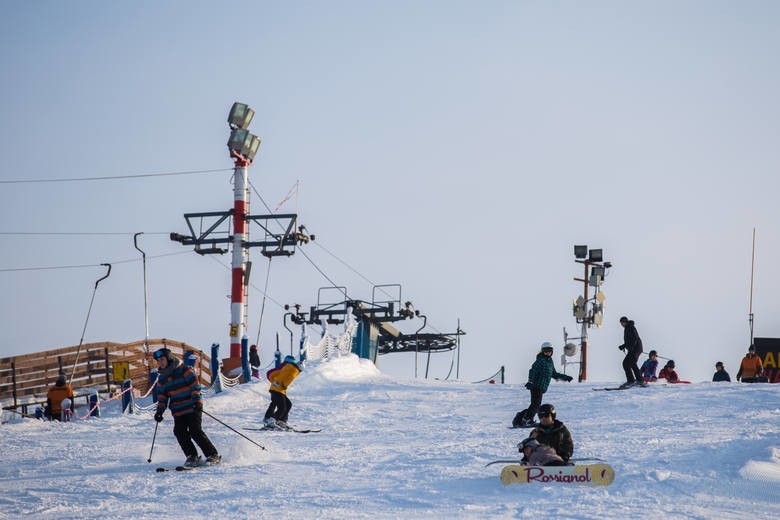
[284,355,298,366]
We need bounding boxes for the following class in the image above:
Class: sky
[1,355,779,518]
[1,1,779,384]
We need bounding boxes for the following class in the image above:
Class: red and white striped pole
[230,158,249,358]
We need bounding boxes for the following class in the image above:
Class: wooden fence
[0,339,212,409]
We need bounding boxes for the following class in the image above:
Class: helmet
[666,360,675,368]
[519,437,539,450]
[56,373,67,386]
[153,348,173,362]
[283,355,298,366]
[538,403,556,419]
[540,342,553,353]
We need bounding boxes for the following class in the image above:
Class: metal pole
[230,160,249,359]
[71,263,111,387]
[133,233,150,354]
[749,227,756,345]
[579,261,589,382]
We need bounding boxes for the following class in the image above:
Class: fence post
[89,391,100,417]
[211,343,223,394]
[11,362,17,408]
[241,336,250,383]
[121,379,134,414]
[104,347,111,396]
[150,368,159,404]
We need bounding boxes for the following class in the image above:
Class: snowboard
[508,423,539,429]
[500,463,615,486]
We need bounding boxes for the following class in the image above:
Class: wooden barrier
[0,339,212,409]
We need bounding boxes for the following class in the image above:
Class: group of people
[512,315,770,467]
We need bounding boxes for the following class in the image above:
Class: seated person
[712,361,731,382]
[528,403,573,463]
[640,350,659,382]
[658,360,679,382]
[46,373,74,421]
[517,437,567,466]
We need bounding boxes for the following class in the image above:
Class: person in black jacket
[249,344,261,379]
[712,361,731,382]
[618,316,646,388]
[528,403,574,464]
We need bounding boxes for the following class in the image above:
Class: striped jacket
[156,358,202,418]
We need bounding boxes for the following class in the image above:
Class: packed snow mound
[741,447,780,483]
[296,353,389,390]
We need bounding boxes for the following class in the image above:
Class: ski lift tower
[569,245,612,382]
[171,102,309,376]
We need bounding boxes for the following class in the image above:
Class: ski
[155,466,195,472]
[245,426,322,433]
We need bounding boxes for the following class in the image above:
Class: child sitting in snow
[517,437,568,466]
[658,360,679,382]
[640,350,659,382]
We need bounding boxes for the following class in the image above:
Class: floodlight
[227,128,261,161]
[588,248,603,262]
[574,245,588,259]
[228,102,254,130]
[591,265,605,278]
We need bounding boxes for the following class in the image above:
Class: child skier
[263,355,302,429]
[640,350,659,382]
[249,344,261,379]
[512,343,572,428]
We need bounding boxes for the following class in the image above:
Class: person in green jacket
[512,342,572,428]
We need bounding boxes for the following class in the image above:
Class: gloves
[193,401,203,412]
[154,411,163,422]
[618,345,625,351]
[562,375,573,382]
[524,382,533,390]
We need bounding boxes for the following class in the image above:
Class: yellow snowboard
[500,463,615,486]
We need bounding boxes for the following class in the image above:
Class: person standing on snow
[618,316,646,388]
[263,355,302,429]
[512,343,572,428]
[249,344,261,379]
[528,403,574,464]
[640,350,659,382]
[153,348,221,468]
[736,345,764,383]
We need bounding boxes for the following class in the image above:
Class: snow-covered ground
[1,355,778,519]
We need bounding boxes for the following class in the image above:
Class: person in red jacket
[658,360,679,382]
[263,355,302,429]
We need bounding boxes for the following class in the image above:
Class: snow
[1,354,779,519]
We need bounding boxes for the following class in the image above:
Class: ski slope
[1,355,778,519]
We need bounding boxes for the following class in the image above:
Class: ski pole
[147,421,159,463]
[201,409,267,451]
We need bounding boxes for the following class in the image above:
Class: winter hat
[250,344,258,351]
[748,345,755,352]
[648,350,657,357]
[520,438,539,450]
[540,342,554,353]
[619,316,628,323]
[56,373,66,386]
[666,360,675,368]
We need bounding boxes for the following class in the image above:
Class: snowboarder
[712,361,731,382]
[249,344,261,379]
[618,316,645,388]
[153,348,221,468]
[513,344,573,428]
[45,373,74,421]
[658,360,679,382]
[528,403,574,463]
[517,437,567,466]
[640,350,659,382]
[736,345,765,383]
[263,355,302,429]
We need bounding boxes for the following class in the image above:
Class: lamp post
[226,102,261,359]
[572,245,611,382]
